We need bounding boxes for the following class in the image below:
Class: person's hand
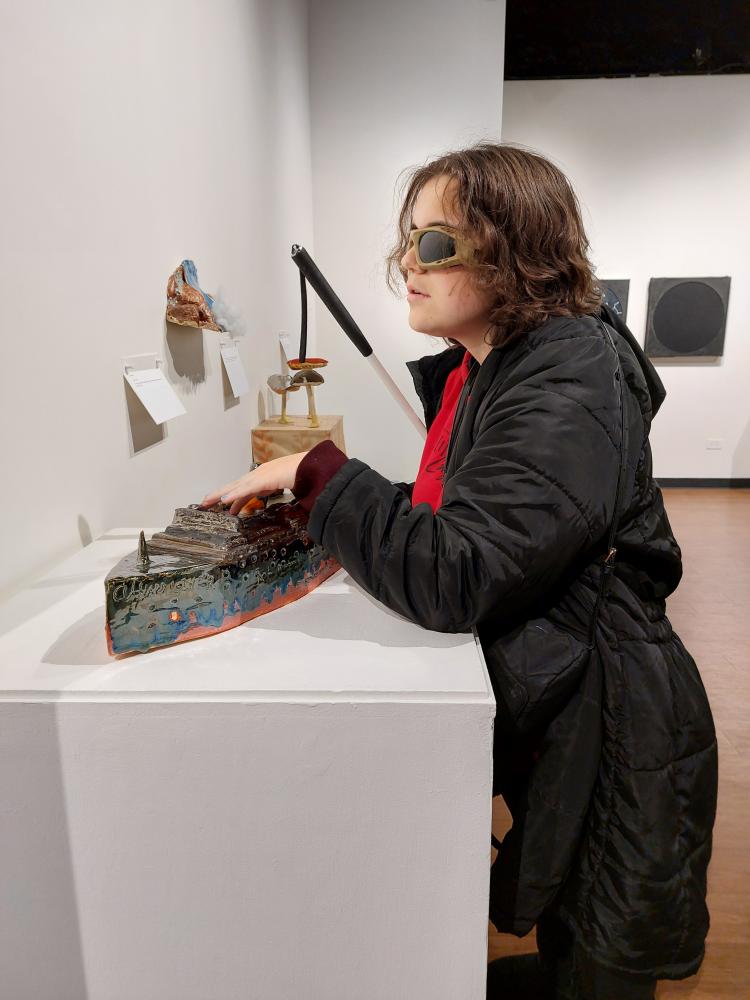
[200,452,308,516]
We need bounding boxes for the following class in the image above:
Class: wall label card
[124,365,186,425]
[220,340,249,398]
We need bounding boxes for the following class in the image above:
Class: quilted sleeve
[307,335,625,633]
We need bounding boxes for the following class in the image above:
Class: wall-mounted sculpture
[645,277,731,358]
[166,259,222,331]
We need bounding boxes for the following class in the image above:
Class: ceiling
[504,1,750,79]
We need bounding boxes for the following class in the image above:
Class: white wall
[0,0,316,598]
[308,0,506,483]
[502,76,750,480]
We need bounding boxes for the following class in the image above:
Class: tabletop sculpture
[105,500,339,655]
[286,361,326,428]
[266,373,302,425]
[266,362,327,427]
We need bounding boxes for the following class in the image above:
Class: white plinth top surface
[0,530,493,704]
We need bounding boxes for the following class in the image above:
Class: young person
[201,143,717,999]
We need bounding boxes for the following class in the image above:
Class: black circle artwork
[652,282,725,354]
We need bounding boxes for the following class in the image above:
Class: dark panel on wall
[644,277,731,358]
[600,279,630,322]
[505,1,750,79]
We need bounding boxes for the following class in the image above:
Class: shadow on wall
[0,704,88,997]
[124,379,165,455]
[165,320,206,391]
[77,515,93,547]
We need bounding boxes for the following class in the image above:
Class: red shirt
[412,351,472,511]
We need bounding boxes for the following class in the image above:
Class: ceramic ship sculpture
[105,501,339,655]
[166,259,222,331]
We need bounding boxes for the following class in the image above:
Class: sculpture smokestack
[136,531,151,573]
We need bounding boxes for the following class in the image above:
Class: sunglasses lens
[417,230,456,264]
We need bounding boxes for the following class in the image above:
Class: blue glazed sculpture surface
[105,502,339,655]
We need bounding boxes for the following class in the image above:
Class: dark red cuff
[292,440,349,513]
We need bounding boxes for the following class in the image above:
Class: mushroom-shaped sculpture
[287,357,328,372]
[267,373,302,425]
[286,357,328,428]
[290,368,325,428]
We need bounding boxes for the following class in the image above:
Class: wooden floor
[487,488,750,997]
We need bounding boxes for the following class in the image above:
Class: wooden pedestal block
[251,415,346,464]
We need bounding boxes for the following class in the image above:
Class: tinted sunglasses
[406,225,478,270]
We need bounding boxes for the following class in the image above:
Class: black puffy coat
[305,308,717,981]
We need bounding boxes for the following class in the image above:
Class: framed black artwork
[600,279,630,322]
[645,277,730,358]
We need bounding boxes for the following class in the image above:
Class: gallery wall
[0,0,316,598]
[307,0,507,483]
[502,76,750,481]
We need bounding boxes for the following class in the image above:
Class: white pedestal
[0,530,495,1000]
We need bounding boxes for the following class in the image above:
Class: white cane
[291,244,427,440]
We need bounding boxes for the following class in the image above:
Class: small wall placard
[123,356,185,425]
[219,339,249,398]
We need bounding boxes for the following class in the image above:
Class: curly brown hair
[385,142,602,347]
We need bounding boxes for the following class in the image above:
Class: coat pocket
[481,617,590,737]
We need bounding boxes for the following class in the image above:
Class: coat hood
[599,303,667,417]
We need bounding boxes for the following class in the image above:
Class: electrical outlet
[706,439,723,450]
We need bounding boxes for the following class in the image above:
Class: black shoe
[486,952,554,1000]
